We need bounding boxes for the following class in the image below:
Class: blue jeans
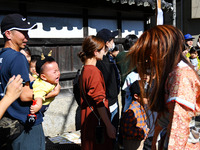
[12,123,45,150]
[111,107,118,122]
[110,106,119,149]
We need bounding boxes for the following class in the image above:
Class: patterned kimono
[152,60,200,150]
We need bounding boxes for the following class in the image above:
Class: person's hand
[53,82,61,96]
[45,82,61,99]
[5,75,23,102]
[30,104,39,114]
[106,123,116,139]
[30,99,42,114]
[30,103,40,114]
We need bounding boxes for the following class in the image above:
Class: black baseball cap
[96,28,118,43]
[1,13,37,34]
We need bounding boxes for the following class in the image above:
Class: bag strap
[80,69,101,125]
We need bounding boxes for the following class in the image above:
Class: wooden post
[173,0,176,27]
[157,0,161,9]
[83,9,88,37]
[156,0,163,25]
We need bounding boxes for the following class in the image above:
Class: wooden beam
[0,38,126,47]
[60,71,77,81]
[157,0,161,9]
[83,9,88,37]
[0,38,84,47]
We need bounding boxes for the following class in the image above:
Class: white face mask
[109,43,115,51]
[112,43,115,49]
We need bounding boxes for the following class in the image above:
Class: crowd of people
[0,13,200,150]
[78,26,200,150]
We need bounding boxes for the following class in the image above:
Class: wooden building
[0,0,173,91]
[0,0,174,135]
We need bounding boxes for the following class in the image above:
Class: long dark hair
[128,25,197,112]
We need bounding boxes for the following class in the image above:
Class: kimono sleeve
[166,68,199,149]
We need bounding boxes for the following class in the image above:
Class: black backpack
[73,68,81,105]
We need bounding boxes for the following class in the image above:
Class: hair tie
[81,51,86,56]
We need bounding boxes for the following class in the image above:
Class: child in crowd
[20,46,31,64]
[30,55,41,81]
[120,80,149,150]
[189,47,200,71]
[122,70,140,112]
[20,46,37,82]
[182,44,189,57]
[30,52,61,115]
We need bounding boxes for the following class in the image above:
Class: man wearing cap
[96,29,120,135]
[0,14,45,150]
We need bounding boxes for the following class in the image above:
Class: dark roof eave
[106,0,173,11]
